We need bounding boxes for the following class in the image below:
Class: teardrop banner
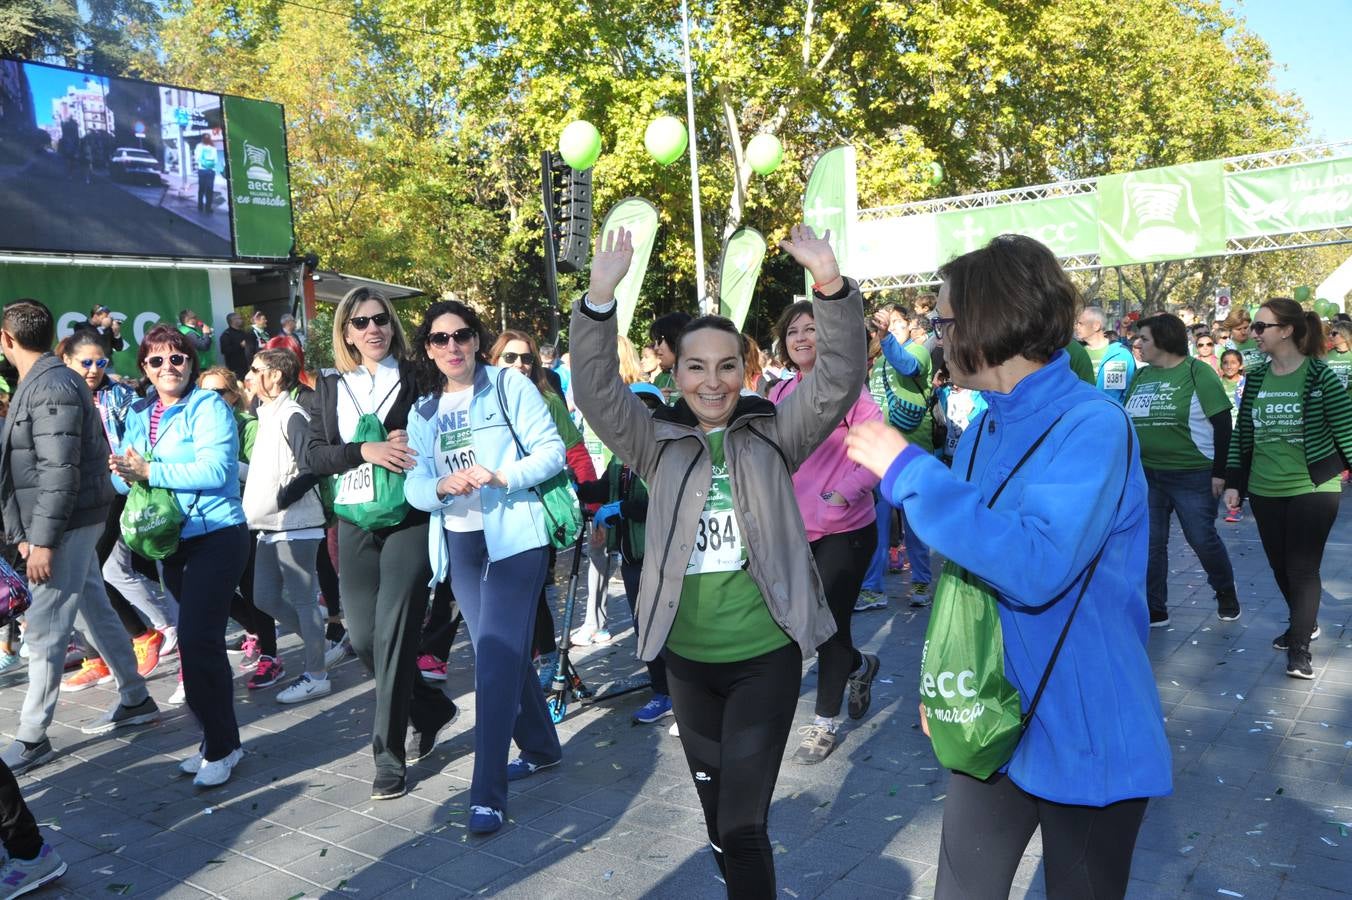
[801,146,857,295]
[717,226,768,331]
[598,197,661,338]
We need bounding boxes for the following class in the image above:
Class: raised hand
[779,224,842,294]
[844,420,910,479]
[589,227,635,305]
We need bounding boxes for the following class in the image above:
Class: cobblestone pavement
[3,497,1351,899]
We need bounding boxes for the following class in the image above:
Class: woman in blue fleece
[846,235,1170,900]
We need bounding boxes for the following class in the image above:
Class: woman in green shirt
[1326,321,1352,397]
[1224,299,1352,679]
[1126,315,1239,628]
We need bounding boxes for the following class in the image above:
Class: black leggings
[936,772,1148,900]
[98,496,152,638]
[811,521,876,718]
[663,642,801,900]
[317,533,341,622]
[1249,491,1340,647]
[419,580,461,660]
[230,538,277,657]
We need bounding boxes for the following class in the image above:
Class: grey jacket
[0,354,113,546]
[570,280,868,662]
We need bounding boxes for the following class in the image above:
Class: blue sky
[1232,0,1351,142]
[21,61,108,127]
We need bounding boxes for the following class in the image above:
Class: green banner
[598,198,660,338]
[0,263,210,375]
[1097,160,1227,266]
[1226,158,1352,238]
[717,227,767,331]
[802,146,855,293]
[937,194,1099,263]
[223,96,294,259]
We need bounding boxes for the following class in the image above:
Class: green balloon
[559,120,602,170]
[1294,285,1312,304]
[928,161,944,186]
[1316,298,1336,317]
[746,134,783,176]
[644,116,687,166]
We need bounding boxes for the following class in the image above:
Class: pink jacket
[770,374,882,541]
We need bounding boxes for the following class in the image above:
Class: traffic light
[544,152,592,274]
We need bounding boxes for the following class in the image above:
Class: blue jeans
[1145,468,1235,616]
[863,492,932,589]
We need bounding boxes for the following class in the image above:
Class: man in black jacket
[0,299,158,775]
[69,304,126,358]
[219,312,255,380]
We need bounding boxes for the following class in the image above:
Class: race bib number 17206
[334,462,375,505]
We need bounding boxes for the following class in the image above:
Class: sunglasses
[1251,321,1281,334]
[250,365,270,374]
[500,351,535,365]
[427,328,477,348]
[932,316,957,337]
[1196,341,1214,348]
[146,354,188,369]
[78,358,110,369]
[348,312,391,331]
[207,387,232,397]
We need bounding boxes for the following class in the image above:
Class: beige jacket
[570,281,868,662]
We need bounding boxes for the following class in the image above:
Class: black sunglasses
[932,316,957,337]
[348,312,391,331]
[1196,341,1214,347]
[146,354,188,369]
[207,387,231,396]
[500,351,536,365]
[1251,321,1281,334]
[427,328,477,347]
[79,358,110,369]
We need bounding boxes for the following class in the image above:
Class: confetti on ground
[1217,890,1244,897]
[1321,837,1339,846]
[879,678,894,684]
[1180,846,1194,854]
[106,886,132,896]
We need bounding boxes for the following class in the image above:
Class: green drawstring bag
[121,452,185,561]
[495,370,584,550]
[332,411,410,531]
[920,410,1131,780]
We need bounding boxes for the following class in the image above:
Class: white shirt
[337,356,402,443]
[432,388,483,532]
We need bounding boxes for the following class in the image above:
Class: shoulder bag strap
[495,369,529,459]
[1020,408,1134,729]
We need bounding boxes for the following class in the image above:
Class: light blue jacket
[113,386,246,538]
[880,351,1171,806]
[1093,340,1136,403]
[405,364,566,583]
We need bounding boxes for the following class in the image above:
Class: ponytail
[1300,311,1327,358]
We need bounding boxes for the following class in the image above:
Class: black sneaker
[1286,647,1314,680]
[847,653,880,720]
[1216,588,1241,622]
[0,737,54,775]
[80,696,161,736]
[1149,609,1170,628]
[792,723,838,765]
[1273,624,1321,650]
[408,702,459,764]
[371,772,406,800]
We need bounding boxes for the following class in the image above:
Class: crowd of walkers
[0,226,1346,898]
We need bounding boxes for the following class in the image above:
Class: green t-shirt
[1125,358,1230,470]
[542,389,583,450]
[1248,361,1340,497]
[1065,340,1095,384]
[653,370,677,405]
[1233,338,1265,372]
[665,429,790,664]
[1085,344,1107,377]
[869,342,936,452]
[1325,348,1352,397]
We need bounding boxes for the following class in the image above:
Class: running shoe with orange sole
[61,657,113,692]
[133,630,164,678]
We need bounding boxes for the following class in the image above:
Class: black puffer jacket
[0,354,113,546]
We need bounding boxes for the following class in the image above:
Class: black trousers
[419,580,461,660]
[936,772,1148,900]
[338,519,453,777]
[0,759,41,860]
[664,642,801,900]
[1249,491,1340,647]
[317,533,342,623]
[99,495,151,637]
[811,521,876,718]
[620,562,667,695]
[229,537,276,656]
[163,524,250,762]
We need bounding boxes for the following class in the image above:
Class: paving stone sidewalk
[3,497,1351,899]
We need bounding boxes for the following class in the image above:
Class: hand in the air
[779,224,842,295]
[589,228,635,305]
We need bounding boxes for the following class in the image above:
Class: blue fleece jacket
[880,350,1171,806]
[1093,340,1136,403]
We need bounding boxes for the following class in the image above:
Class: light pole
[679,0,710,313]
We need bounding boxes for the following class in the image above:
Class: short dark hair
[411,299,494,396]
[1137,313,1189,356]
[90,304,110,316]
[2,299,54,351]
[138,323,201,385]
[254,348,300,390]
[774,301,814,370]
[651,311,694,350]
[178,309,195,324]
[936,234,1077,374]
[675,315,744,365]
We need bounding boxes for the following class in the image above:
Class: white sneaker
[277,674,331,705]
[167,681,186,706]
[159,626,179,656]
[669,721,680,737]
[323,636,350,668]
[570,627,596,646]
[193,747,242,787]
[179,750,204,775]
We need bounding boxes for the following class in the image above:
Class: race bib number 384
[334,462,375,505]
[687,465,743,574]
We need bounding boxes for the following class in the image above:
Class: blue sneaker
[469,805,504,834]
[505,756,561,781]
[633,694,673,724]
[0,652,21,675]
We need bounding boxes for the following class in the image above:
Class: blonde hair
[198,366,247,412]
[616,335,644,385]
[742,335,765,391]
[330,288,410,373]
